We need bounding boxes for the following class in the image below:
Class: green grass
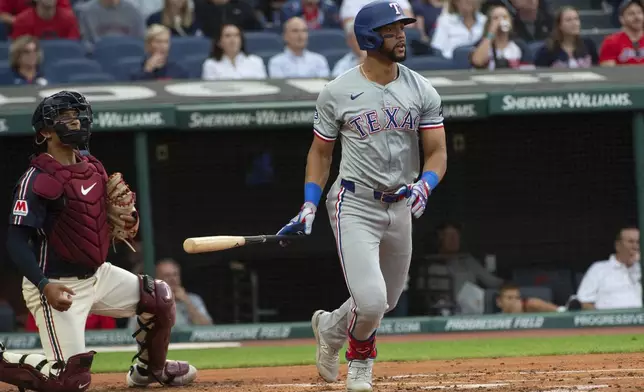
[90,333,644,373]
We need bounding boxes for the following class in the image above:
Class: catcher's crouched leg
[0,343,95,392]
[128,275,197,388]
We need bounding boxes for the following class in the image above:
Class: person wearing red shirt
[599,0,644,65]
[0,0,70,27]
[10,0,80,40]
[25,313,117,332]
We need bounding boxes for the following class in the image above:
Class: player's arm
[305,86,339,205]
[277,87,338,238]
[523,297,560,313]
[5,173,49,292]
[419,86,447,186]
[6,226,49,291]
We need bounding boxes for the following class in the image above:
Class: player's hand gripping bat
[183,235,302,254]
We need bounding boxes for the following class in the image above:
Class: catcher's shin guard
[131,274,176,381]
[0,350,94,392]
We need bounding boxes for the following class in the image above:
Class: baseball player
[3,91,197,392]
[277,1,447,390]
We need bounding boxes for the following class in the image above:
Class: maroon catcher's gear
[132,275,176,379]
[0,351,95,392]
[30,153,110,269]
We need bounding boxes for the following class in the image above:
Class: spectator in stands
[258,0,288,29]
[131,24,189,80]
[576,226,642,310]
[25,313,116,331]
[194,0,263,39]
[431,0,486,59]
[470,4,534,69]
[268,16,330,78]
[483,0,553,42]
[534,6,599,68]
[0,0,70,29]
[496,282,581,314]
[8,35,48,85]
[77,0,146,49]
[426,222,504,302]
[10,0,80,40]
[599,0,644,66]
[340,0,416,64]
[412,0,444,39]
[147,0,201,36]
[202,23,266,80]
[280,0,340,29]
[127,0,165,20]
[331,30,366,78]
[130,258,213,328]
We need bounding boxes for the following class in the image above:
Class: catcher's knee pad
[133,275,176,373]
[0,352,94,392]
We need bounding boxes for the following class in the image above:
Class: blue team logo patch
[313,109,321,125]
[12,199,28,216]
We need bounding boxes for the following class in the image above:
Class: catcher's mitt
[106,172,139,252]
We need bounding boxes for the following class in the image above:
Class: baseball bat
[183,234,300,254]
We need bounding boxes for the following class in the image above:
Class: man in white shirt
[268,16,330,78]
[577,226,642,310]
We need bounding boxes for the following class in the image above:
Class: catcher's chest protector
[30,153,110,269]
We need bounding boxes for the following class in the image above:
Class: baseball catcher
[4,90,197,392]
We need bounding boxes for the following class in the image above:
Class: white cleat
[126,361,197,388]
[311,310,340,382]
[346,359,374,392]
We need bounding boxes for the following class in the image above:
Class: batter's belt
[340,179,406,203]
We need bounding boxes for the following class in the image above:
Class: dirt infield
[1,327,643,391]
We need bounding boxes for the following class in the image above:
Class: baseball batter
[277,1,447,390]
[3,91,197,392]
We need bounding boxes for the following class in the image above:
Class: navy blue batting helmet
[354,0,416,51]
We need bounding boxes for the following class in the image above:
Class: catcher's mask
[32,90,93,153]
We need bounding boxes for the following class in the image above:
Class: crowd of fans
[420,223,641,316]
[0,0,641,85]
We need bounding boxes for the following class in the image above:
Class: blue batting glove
[276,202,317,246]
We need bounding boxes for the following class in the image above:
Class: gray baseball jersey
[313,64,445,344]
[313,63,444,192]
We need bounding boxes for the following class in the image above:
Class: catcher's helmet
[354,0,416,51]
[32,90,93,152]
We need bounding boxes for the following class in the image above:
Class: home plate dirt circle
[3,352,632,392]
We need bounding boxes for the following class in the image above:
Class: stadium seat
[92,36,145,71]
[511,268,574,305]
[0,61,13,85]
[255,50,280,67]
[520,286,554,302]
[0,41,10,62]
[66,72,115,83]
[308,29,346,52]
[581,28,616,48]
[451,45,473,69]
[0,21,7,42]
[112,56,143,80]
[403,55,453,71]
[320,48,348,70]
[244,31,283,54]
[46,58,103,83]
[182,55,207,78]
[169,36,211,62]
[40,40,87,65]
